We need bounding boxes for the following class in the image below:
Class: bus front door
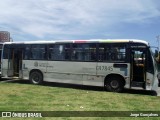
[130,48,146,89]
[8,48,23,77]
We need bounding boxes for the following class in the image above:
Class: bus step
[131,81,145,88]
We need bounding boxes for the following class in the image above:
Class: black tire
[151,91,157,96]
[104,76,124,92]
[29,71,43,85]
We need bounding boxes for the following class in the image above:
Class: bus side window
[3,45,9,59]
[24,45,31,60]
[30,44,46,60]
[98,44,110,61]
[98,44,126,62]
[49,44,70,61]
[71,43,96,61]
[71,44,84,61]
[84,44,96,61]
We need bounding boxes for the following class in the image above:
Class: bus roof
[3,39,149,45]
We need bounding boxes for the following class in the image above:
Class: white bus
[0,39,159,95]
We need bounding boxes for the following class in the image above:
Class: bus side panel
[46,61,98,85]
[96,62,131,88]
[1,59,9,77]
[125,64,131,88]
[22,60,47,80]
[46,61,82,84]
[146,72,154,90]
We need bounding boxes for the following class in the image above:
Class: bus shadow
[122,89,154,96]
[43,81,154,96]
[1,79,154,96]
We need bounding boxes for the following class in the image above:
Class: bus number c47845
[96,66,113,71]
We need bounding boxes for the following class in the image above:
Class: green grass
[0,80,160,120]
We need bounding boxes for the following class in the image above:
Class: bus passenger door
[8,48,23,77]
[17,49,23,78]
[8,48,14,77]
[130,48,146,89]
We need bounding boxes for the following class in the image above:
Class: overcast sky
[0,0,160,47]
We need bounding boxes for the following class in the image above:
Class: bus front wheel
[104,76,124,92]
[29,71,43,85]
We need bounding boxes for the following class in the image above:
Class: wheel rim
[110,80,119,89]
[32,73,40,83]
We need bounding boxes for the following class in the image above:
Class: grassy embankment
[0,80,160,120]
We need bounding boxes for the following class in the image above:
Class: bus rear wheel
[104,76,124,92]
[29,71,43,85]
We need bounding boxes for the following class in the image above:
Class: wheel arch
[104,73,126,86]
[29,69,44,80]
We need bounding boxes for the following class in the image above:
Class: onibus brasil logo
[1,112,42,118]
